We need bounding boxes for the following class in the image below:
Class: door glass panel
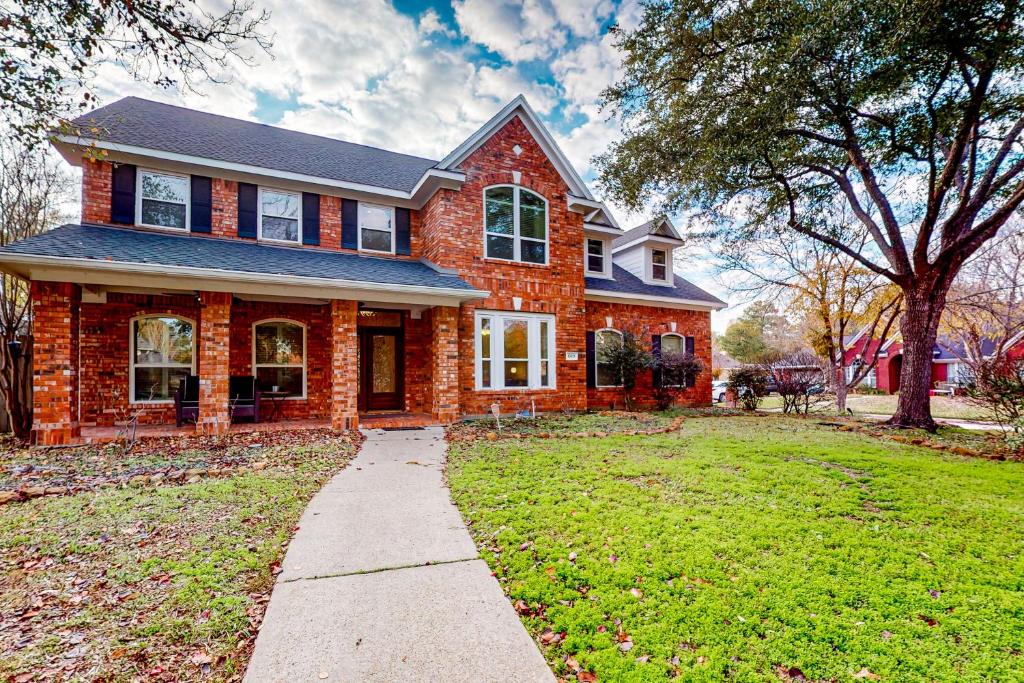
[372,335,397,393]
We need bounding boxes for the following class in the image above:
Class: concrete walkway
[245,427,554,683]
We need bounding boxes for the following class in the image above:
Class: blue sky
[84,0,734,326]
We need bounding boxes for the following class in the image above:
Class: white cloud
[453,0,567,62]
[418,8,457,39]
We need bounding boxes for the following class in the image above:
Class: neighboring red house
[842,328,1024,393]
[0,96,725,444]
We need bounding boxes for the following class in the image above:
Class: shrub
[728,366,769,410]
[963,357,1024,451]
[598,331,653,411]
[652,352,704,410]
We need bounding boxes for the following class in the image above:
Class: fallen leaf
[853,668,880,680]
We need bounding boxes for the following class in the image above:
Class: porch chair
[228,375,261,423]
[174,375,200,427]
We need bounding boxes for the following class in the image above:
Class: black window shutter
[395,207,411,255]
[302,192,320,245]
[685,336,696,387]
[190,176,212,233]
[110,164,136,224]
[237,182,257,238]
[651,335,662,387]
[585,331,596,389]
[342,199,358,249]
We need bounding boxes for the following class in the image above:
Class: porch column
[31,281,80,445]
[431,305,460,423]
[198,291,231,435]
[330,299,359,430]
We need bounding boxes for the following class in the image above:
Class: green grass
[0,436,355,681]
[448,416,1024,682]
[759,394,996,421]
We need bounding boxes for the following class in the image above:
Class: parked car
[712,380,729,403]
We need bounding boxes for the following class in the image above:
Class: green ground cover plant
[448,416,1024,682]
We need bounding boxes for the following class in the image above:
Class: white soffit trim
[437,95,595,200]
[584,222,623,237]
[611,234,685,254]
[585,289,726,311]
[52,135,465,208]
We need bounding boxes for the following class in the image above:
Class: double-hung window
[475,311,555,390]
[484,186,548,264]
[651,248,669,282]
[259,188,301,242]
[137,170,189,230]
[253,320,306,398]
[130,316,195,402]
[595,328,624,387]
[359,203,395,253]
[586,238,607,276]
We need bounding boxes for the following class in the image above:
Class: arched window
[253,320,306,398]
[660,333,684,355]
[130,315,195,402]
[483,185,548,264]
[595,328,623,388]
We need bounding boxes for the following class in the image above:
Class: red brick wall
[198,291,231,434]
[404,312,433,414]
[584,301,713,409]
[431,306,460,422]
[31,282,81,444]
[81,160,112,224]
[330,300,359,430]
[419,116,589,416]
[212,178,238,238]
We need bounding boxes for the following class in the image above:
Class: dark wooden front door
[358,329,404,411]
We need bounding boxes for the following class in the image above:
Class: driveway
[244,426,554,682]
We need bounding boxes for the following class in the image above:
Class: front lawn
[0,430,357,681]
[759,394,995,422]
[448,416,1024,682]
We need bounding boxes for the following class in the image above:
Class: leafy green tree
[2,0,271,147]
[599,0,1024,431]
[718,301,792,363]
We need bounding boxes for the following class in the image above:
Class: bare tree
[0,143,74,438]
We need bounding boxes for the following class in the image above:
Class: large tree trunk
[890,290,946,431]
[834,364,848,414]
[0,334,32,441]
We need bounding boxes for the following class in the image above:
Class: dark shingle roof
[612,218,682,249]
[0,224,478,292]
[70,98,438,192]
[586,265,725,307]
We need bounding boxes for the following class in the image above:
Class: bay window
[137,170,189,230]
[253,320,306,398]
[130,316,195,402]
[484,186,548,264]
[475,311,555,390]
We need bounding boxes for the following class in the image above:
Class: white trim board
[585,289,726,311]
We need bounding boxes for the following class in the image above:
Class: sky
[80,0,738,330]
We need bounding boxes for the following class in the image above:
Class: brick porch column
[431,305,459,423]
[330,299,359,431]
[31,281,81,445]
[198,291,231,435]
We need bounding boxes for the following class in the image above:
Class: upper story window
[137,170,189,230]
[651,248,669,282]
[475,311,555,390]
[253,319,306,398]
[586,238,609,276]
[130,315,195,402]
[359,203,395,253]
[259,188,301,243]
[484,186,548,265]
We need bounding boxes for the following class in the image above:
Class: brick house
[0,96,725,444]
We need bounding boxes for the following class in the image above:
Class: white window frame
[129,314,196,404]
[649,247,670,284]
[474,310,556,390]
[585,237,611,277]
[595,327,624,388]
[252,318,307,399]
[257,187,302,244]
[357,202,396,254]
[135,168,190,232]
[482,185,549,266]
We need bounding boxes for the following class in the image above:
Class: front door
[359,329,404,411]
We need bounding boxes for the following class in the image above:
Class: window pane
[540,321,549,359]
[371,334,397,392]
[519,191,546,240]
[485,187,514,235]
[653,264,667,281]
[134,318,193,365]
[521,240,546,264]
[486,234,514,259]
[587,253,604,272]
[504,360,528,387]
[261,190,299,218]
[262,216,299,242]
[256,366,303,396]
[141,199,186,229]
[134,367,190,402]
[596,331,622,386]
[587,239,603,255]
[255,323,304,364]
[140,173,188,203]
[359,204,392,232]
[652,250,667,265]
[362,228,392,252]
[480,318,491,359]
[662,335,684,353]
[540,360,550,387]
[503,319,528,358]
[596,362,620,387]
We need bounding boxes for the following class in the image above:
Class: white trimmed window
[475,311,555,390]
[136,170,189,230]
[595,328,624,388]
[253,320,306,398]
[661,333,684,354]
[359,203,395,253]
[258,188,301,243]
[484,185,548,264]
[586,238,609,276]
[130,316,195,402]
[651,248,669,282]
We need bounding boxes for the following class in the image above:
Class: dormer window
[651,248,669,282]
[586,238,608,276]
[484,185,548,265]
